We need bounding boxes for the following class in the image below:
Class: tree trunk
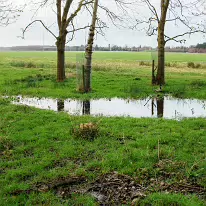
[152,60,156,85]
[84,50,92,92]
[84,0,98,92]
[156,26,165,85]
[155,0,169,86]
[56,38,66,82]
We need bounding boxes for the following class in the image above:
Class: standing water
[10,96,206,120]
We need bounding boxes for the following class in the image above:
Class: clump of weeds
[139,61,151,66]
[72,122,100,140]
[187,62,202,69]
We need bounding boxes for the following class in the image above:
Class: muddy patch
[38,176,87,197]
[11,176,87,197]
[87,171,205,204]
[10,169,205,204]
[88,172,146,205]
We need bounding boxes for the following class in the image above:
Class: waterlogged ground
[10,95,206,120]
[0,52,206,205]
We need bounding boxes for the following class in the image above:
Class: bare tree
[134,0,206,85]
[81,0,135,92]
[22,0,93,82]
[22,0,134,84]
[83,0,98,92]
[0,0,23,26]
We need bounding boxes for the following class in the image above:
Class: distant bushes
[165,62,178,67]
[10,61,38,68]
[138,60,206,69]
[138,61,179,68]
[139,61,151,66]
[10,61,77,69]
[187,62,202,68]
[10,61,54,69]
[9,60,206,71]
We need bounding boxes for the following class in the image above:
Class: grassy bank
[0,99,205,205]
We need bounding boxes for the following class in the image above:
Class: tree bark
[84,0,98,92]
[84,48,92,92]
[156,26,165,85]
[155,0,169,86]
[56,37,66,82]
[152,60,156,85]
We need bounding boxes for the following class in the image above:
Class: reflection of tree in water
[151,97,164,118]
[157,98,164,118]
[57,99,64,111]
[82,100,90,115]
[151,98,154,116]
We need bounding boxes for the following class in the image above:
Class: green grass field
[1,51,206,62]
[0,51,206,205]
[1,51,206,99]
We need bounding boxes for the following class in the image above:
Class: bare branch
[0,0,24,26]
[20,19,57,39]
[66,0,93,28]
[165,30,206,43]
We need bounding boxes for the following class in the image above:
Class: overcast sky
[0,0,205,47]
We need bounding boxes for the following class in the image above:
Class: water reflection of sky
[12,96,206,120]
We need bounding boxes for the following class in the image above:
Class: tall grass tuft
[10,61,56,68]
[10,61,37,68]
[190,80,206,88]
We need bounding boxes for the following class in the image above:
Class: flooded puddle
[10,96,206,120]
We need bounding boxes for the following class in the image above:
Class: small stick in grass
[158,140,160,160]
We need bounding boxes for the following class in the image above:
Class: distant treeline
[0,45,152,52]
[0,43,206,53]
[187,42,206,53]
[196,42,206,49]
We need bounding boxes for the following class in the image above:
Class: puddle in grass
[10,96,206,120]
